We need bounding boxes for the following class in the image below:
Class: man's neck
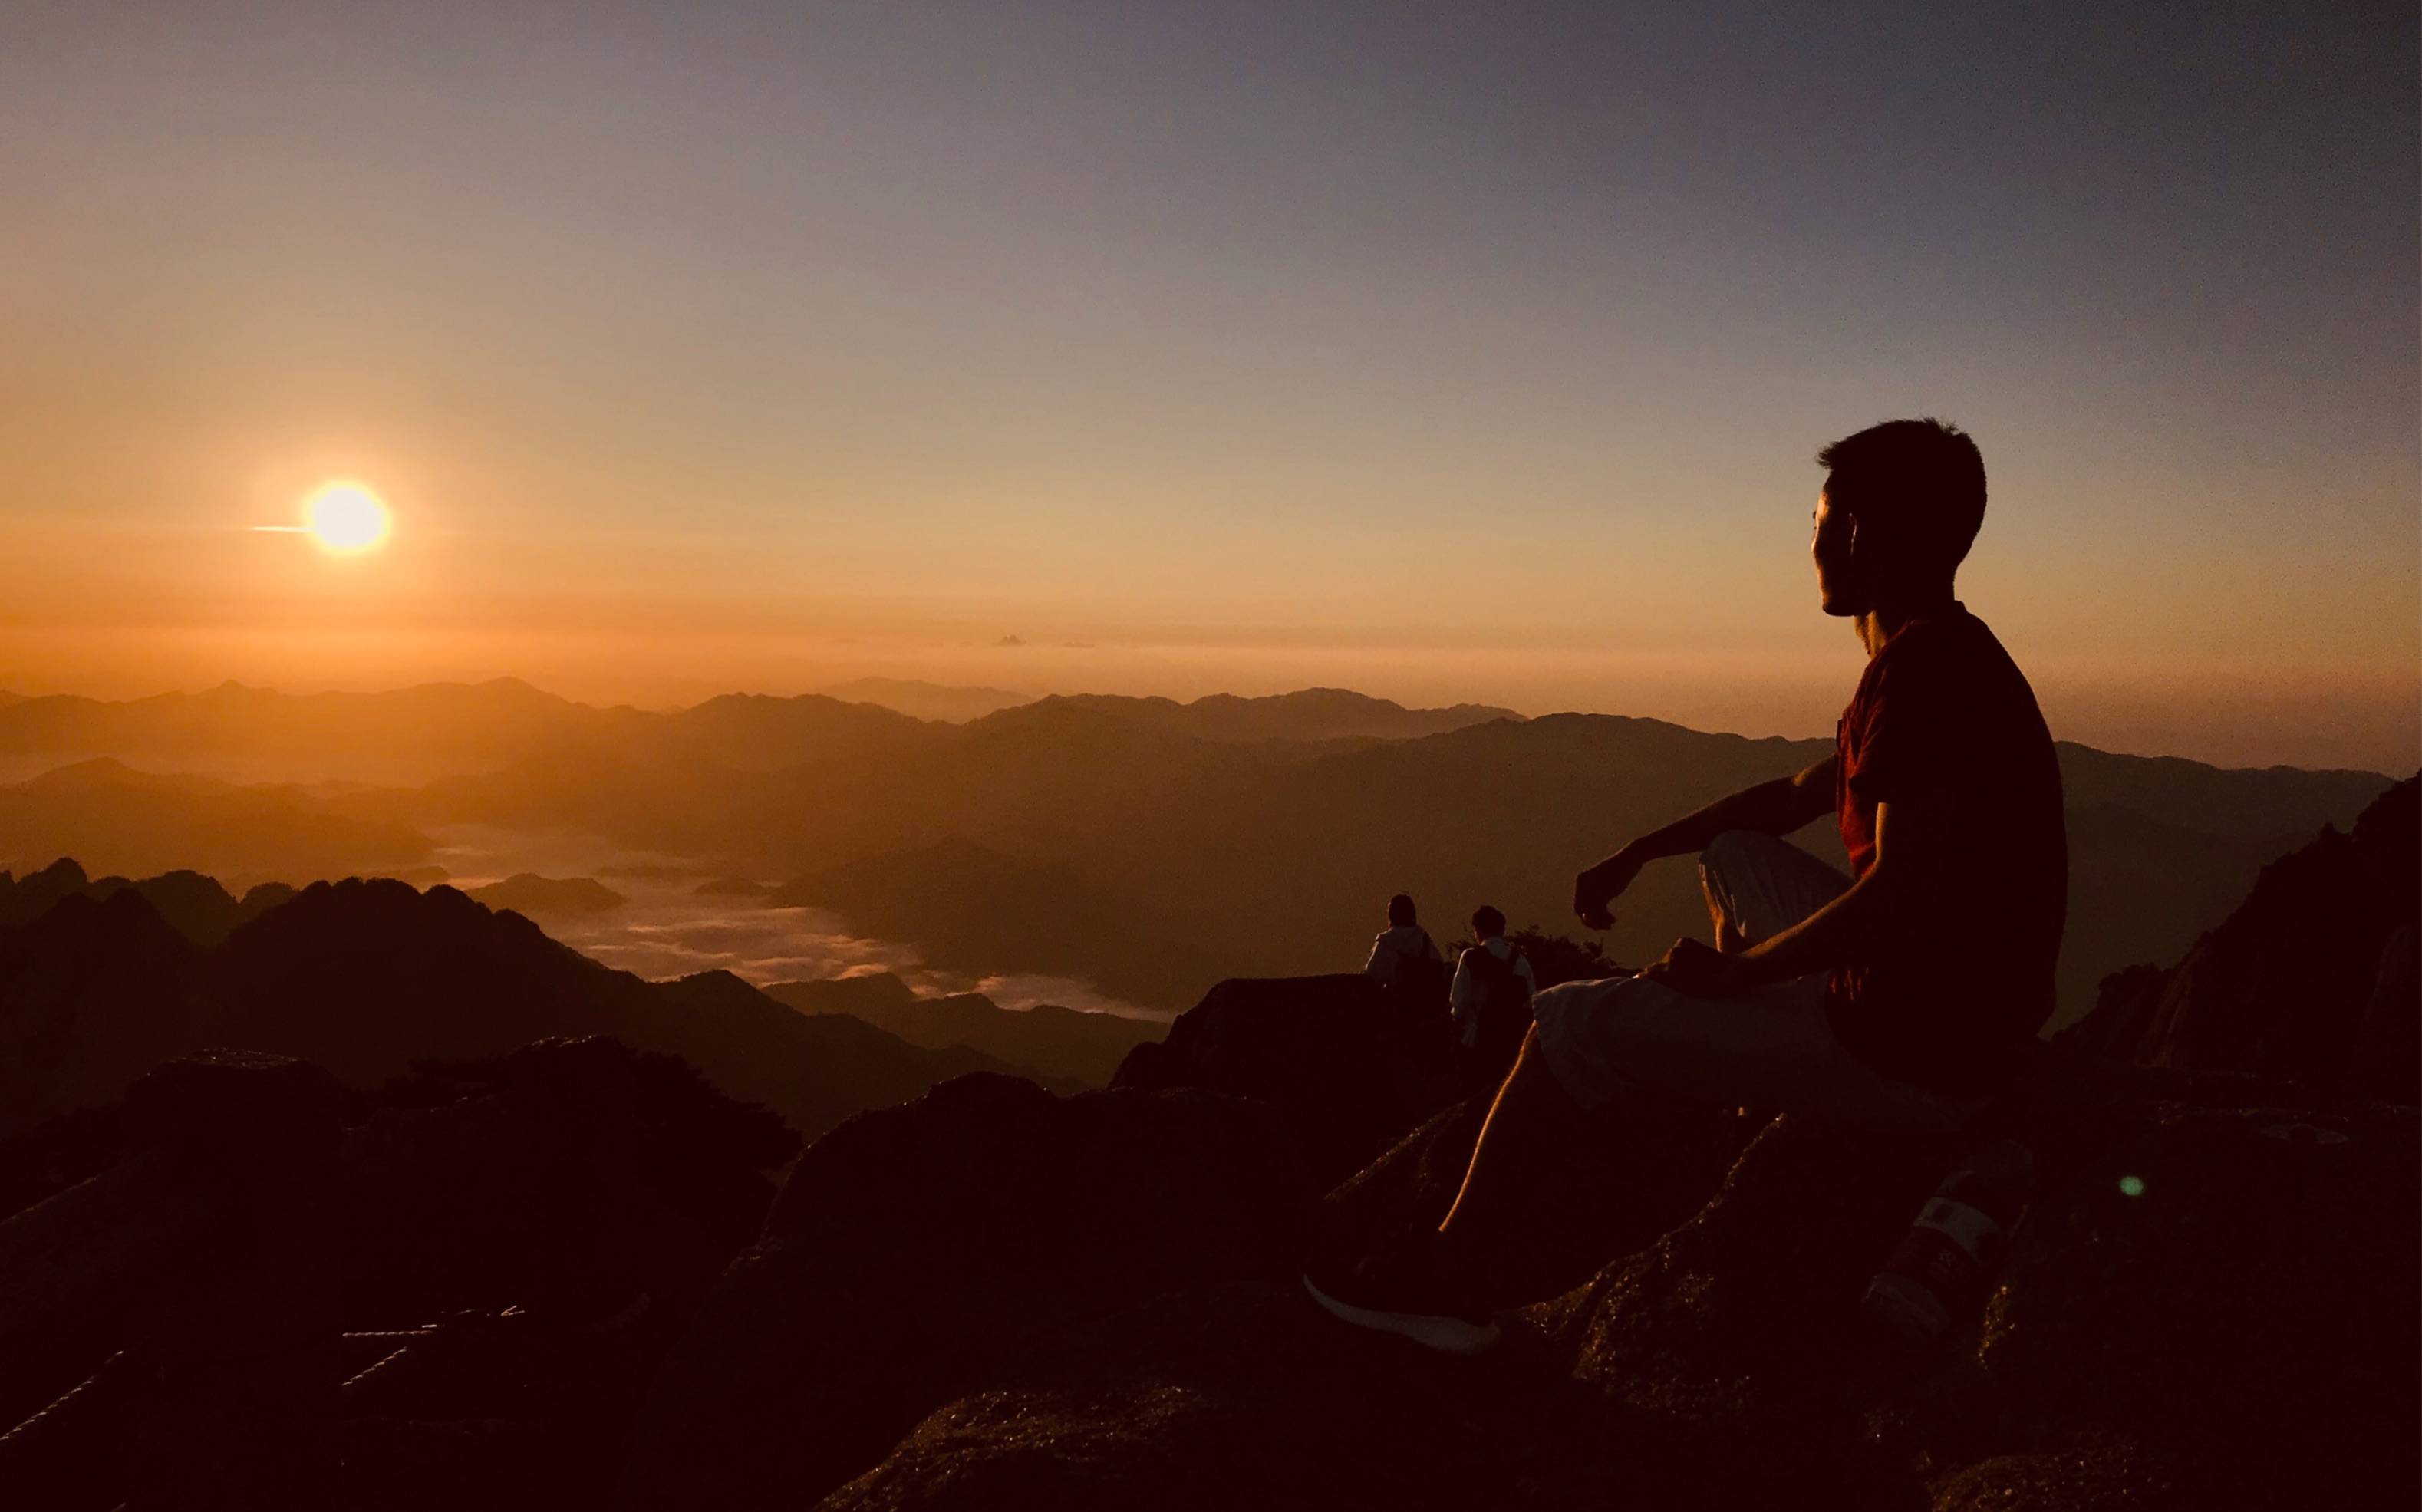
[1854,591,1958,658]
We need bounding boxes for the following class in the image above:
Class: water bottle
[1860,1139,2035,1352]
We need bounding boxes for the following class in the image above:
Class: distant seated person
[1363,893,1449,1021]
[1449,907,1537,1092]
[1307,419,2068,1355]
[1362,893,1444,986]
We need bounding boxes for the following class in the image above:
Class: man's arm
[1573,756,1837,929]
[1639,792,1943,996]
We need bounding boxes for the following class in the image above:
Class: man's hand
[1637,937,1770,999]
[1573,850,1645,931]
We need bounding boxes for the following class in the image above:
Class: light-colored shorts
[1531,830,1983,1135]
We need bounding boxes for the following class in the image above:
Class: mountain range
[0,872,1076,1141]
[0,681,2395,1024]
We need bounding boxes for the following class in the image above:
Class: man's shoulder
[1868,608,2027,693]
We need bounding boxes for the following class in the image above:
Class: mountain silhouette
[0,874,1072,1139]
[813,677,1033,723]
[0,857,295,942]
[0,683,2391,1023]
[0,759,431,883]
[762,973,1163,1088]
[466,873,630,915]
[1013,688,1521,744]
[2059,772,2419,1097]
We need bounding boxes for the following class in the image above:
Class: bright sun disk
[302,481,392,552]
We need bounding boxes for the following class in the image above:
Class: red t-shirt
[1827,604,2067,1097]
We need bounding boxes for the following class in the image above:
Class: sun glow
[301,481,391,552]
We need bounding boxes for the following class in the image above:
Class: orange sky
[2,4,2414,773]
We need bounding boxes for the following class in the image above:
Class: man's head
[1471,904,1507,940]
[1811,418,1985,617]
[1387,893,1419,927]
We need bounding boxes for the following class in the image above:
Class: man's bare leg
[1434,1026,1582,1273]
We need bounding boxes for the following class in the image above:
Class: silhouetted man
[1307,419,2067,1354]
[1361,894,1444,989]
[1449,906,1536,1092]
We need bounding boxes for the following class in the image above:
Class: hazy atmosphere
[0,7,2414,1508]
[4,1,2414,769]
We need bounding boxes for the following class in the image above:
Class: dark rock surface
[797,1051,2417,1512]
[1112,973,1455,1189]
[1,1036,798,1512]
[617,1073,1315,1511]
[2061,773,2418,1094]
[1315,1087,1762,1310]
[815,1282,1514,1512]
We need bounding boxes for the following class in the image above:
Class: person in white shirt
[1361,894,1444,987]
[1448,906,1537,1089]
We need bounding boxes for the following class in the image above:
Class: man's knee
[1700,828,1777,883]
[1700,829,1769,947]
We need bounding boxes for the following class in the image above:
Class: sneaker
[1302,1231,1501,1356]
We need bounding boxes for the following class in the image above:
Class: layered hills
[764,972,1163,1088]
[0,872,1071,1141]
[0,681,2394,1025]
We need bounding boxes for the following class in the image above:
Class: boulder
[813,1282,1507,1512]
[1956,1102,2419,1510]
[1314,1088,1761,1310]
[1112,974,1454,1189]
[617,1073,1316,1510]
[1527,1114,1962,1501]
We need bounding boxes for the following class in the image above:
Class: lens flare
[301,481,391,552]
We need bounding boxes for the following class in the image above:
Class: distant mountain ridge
[815,678,1033,723]
[763,972,1163,1088]
[1020,688,1521,744]
[0,759,430,884]
[0,680,1519,784]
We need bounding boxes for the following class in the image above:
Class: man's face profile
[1811,489,1863,618]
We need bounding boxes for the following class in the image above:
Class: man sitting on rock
[1307,418,2067,1354]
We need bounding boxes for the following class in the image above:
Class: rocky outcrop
[1112,974,1457,1189]
[617,1073,1315,1510]
[1314,1087,1762,1310]
[782,1049,2416,1512]
[2060,775,2419,1096]
[816,1281,1520,1512]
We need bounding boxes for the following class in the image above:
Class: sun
[301,480,392,553]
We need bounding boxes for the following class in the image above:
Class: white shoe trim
[1302,1274,1502,1356]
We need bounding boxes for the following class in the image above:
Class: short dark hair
[1387,893,1418,926]
[1471,904,1506,937]
[1816,418,1986,572]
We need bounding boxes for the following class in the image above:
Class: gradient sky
[2,2,2414,769]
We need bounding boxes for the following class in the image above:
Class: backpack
[1386,931,1450,1024]
[1463,944,1533,1074]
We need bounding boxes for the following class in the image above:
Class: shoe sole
[1302,1274,1502,1356]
